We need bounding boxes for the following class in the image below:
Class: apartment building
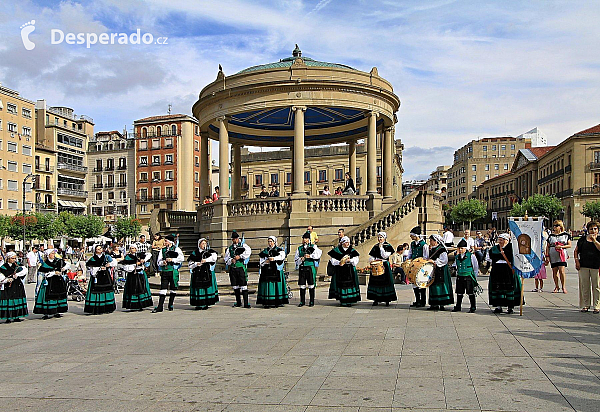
[35,100,94,214]
[133,114,202,223]
[88,131,136,222]
[0,83,36,215]
[447,135,532,206]
[425,165,450,200]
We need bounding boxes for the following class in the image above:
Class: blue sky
[1,0,599,180]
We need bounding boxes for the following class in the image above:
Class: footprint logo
[20,20,36,51]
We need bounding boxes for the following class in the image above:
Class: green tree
[510,194,564,221]
[114,217,142,241]
[450,199,487,229]
[0,215,10,245]
[6,213,59,244]
[581,200,600,222]
[63,214,104,247]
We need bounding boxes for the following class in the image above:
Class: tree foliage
[581,200,600,222]
[450,199,487,229]
[114,217,142,241]
[510,194,564,221]
[7,213,60,241]
[65,215,104,241]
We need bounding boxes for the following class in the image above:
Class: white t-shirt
[443,230,454,244]
[26,251,38,267]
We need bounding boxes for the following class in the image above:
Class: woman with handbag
[545,220,571,293]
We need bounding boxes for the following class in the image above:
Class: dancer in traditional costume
[120,245,153,311]
[295,231,322,307]
[224,231,251,308]
[257,236,289,308]
[85,245,117,315]
[152,234,184,313]
[427,234,454,311]
[33,249,69,319]
[452,239,480,313]
[367,232,397,306]
[188,238,219,310]
[408,226,429,308]
[328,236,361,307]
[487,233,521,314]
[0,252,28,323]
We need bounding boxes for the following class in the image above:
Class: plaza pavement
[1,256,599,412]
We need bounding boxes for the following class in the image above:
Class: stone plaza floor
[1,257,599,412]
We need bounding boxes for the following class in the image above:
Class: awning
[58,200,86,209]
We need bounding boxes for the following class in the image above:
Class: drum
[370,260,385,277]
[406,258,435,288]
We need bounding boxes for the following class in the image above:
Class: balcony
[538,168,564,184]
[34,185,55,192]
[575,186,600,196]
[151,162,161,166]
[136,194,178,202]
[35,165,54,173]
[35,203,56,212]
[556,189,573,199]
[138,163,148,167]
[588,162,600,171]
[57,163,88,173]
[93,183,104,189]
[117,165,127,170]
[105,182,115,188]
[57,187,88,197]
[117,182,127,187]
[93,167,103,172]
[105,166,115,171]
[138,179,148,183]
[165,161,174,165]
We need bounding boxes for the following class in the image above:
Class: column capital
[367,111,379,118]
[384,126,394,133]
[216,115,229,123]
[291,105,307,112]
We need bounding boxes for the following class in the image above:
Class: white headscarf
[268,236,277,244]
[429,234,444,245]
[6,251,17,259]
[340,236,350,245]
[198,238,207,249]
[498,233,510,241]
[378,232,387,239]
[45,248,56,256]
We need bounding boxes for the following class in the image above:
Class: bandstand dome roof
[192,45,400,147]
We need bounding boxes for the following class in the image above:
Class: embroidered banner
[508,218,544,278]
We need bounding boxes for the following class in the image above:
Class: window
[472,175,476,181]
[286,173,292,184]
[22,126,31,136]
[485,175,489,180]
[22,145,31,156]
[194,172,199,182]
[376,166,382,177]
[504,164,509,170]
[483,146,487,151]
[140,172,148,182]
[22,164,32,174]
[118,158,126,168]
[318,170,327,182]
[152,171,161,181]
[8,180,18,191]
[165,154,173,164]
[271,173,278,185]
[139,140,147,150]
[57,133,83,148]
[8,200,18,210]
[153,187,160,199]
[139,156,148,166]
[96,192,102,200]
[152,139,160,149]
[471,165,476,171]
[7,161,17,172]
[157,126,162,137]
[472,186,477,192]
[7,103,17,114]
[140,204,147,213]
[120,191,126,199]
[241,175,247,188]
[165,170,173,181]
[334,169,344,181]
[22,107,32,118]
[165,138,173,148]
[501,145,506,150]
[485,164,490,171]
[171,125,177,135]
[194,140,199,152]
[304,171,311,183]
[492,145,496,150]
[152,155,160,165]
[511,144,515,150]
[108,192,114,200]
[255,174,263,186]
[166,187,174,198]
[0,179,2,189]
[140,188,148,199]
[494,164,499,170]
[106,158,114,170]
[7,142,17,153]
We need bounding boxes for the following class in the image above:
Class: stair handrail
[345,190,420,247]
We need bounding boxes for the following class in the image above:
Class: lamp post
[22,173,37,252]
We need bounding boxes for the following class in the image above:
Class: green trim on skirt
[328,269,361,304]
[84,287,116,314]
[256,269,289,306]
[122,272,153,310]
[33,283,68,315]
[190,272,219,307]
[367,261,397,302]
[0,297,28,320]
[428,265,454,306]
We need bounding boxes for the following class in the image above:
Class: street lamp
[22,173,37,252]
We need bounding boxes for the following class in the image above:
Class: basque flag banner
[508,217,544,278]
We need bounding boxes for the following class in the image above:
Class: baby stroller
[66,271,86,302]
[113,267,126,294]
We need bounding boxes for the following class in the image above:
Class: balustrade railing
[228,198,291,216]
[306,196,369,212]
[198,204,214,220]
[167,211,197,226]
[346,191,420,248]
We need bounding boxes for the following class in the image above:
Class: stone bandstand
[155,46,443,271]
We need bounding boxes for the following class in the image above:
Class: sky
[1,0,599,180]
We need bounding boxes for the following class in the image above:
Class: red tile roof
[529,146,556,159]
[574,124,600,136]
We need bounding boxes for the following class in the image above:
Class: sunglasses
[553,224,561,227]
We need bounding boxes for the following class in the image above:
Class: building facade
[0,83,36,215]
[447,136,532,206]
[425,165,450,200]
[239,139,403,199]
[35,100,94,214]
[133,114,203,223]
[88,131,135,222]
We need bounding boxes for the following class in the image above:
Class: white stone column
[367,112,378,195]
[217,117,230,200]
[200,131,210,201]
[349,140,356,189]
[383,126,393,199]
[232,144,242,200]
[292,106,306,195]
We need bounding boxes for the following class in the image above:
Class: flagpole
[519,211,529,317]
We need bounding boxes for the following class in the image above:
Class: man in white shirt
[461,229,476,252]
[26,245,39,284]
[443,227,454,247]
